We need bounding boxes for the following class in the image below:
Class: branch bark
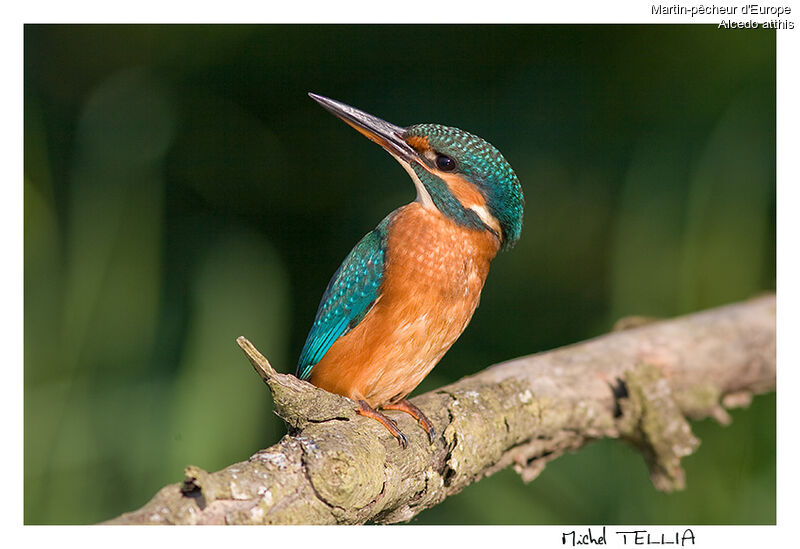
[106,294,775,525]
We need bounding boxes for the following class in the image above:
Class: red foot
[357,400,408,448]
[382,399,436,443]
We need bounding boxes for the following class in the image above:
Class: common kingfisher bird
[297,93,524,448]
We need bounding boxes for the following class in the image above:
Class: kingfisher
[296,93,524,448]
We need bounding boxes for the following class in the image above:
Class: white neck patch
[469,204,502,237]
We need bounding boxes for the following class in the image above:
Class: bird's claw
[426,426,436,444]
[381,399,437,445]
[357,399,410,449]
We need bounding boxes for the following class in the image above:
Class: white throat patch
[390,153,436,210]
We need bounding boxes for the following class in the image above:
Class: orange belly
[308,202,500,407]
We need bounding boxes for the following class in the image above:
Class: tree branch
[106,295,775,525]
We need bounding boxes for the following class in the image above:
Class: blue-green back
[296,214,392,380]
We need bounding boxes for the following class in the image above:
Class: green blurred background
[24,25,775,524]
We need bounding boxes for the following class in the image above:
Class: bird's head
[309,93,524,250]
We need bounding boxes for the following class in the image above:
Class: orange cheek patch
[406,135,430,151]
[439,172,486,209]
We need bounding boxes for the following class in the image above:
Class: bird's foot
[381,399,436,444]
[356,400,408,449]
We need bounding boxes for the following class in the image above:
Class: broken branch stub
[236,336,356,430]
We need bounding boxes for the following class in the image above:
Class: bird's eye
[435,154,456,172]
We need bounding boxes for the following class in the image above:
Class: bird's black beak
[308,93,417,164]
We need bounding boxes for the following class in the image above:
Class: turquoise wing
[296,221,389,380]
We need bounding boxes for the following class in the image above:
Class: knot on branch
[615,363,700,492]
[298,423,387,511]
[181,465,214,508]
[236,336,356,430]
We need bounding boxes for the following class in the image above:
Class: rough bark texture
[106,294,775,525]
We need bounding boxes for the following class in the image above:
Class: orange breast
[308,203,500,407]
